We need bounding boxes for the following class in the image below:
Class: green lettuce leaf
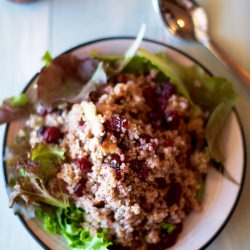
[162,223,177,234]
[91,24,146,77]
[31,143,65,178]
[137,49,200,115]
[9,174,69,209]
[5,94,30,108]
[153,52,237,162]
[195,176,206,201]
[37,206,112,250]
[42,51,53,67]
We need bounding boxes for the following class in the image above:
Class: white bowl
[2,38,246,250]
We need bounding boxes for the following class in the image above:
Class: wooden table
[0,0,249,249]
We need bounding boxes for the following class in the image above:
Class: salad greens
[153,52,237,161]
[42,51,53,67]
[37,54,98,109]
[162,223,177,234]
[31,143,65,178]
[5,94,30,108]
[5,129,30,166]
[69,62,107,103]
[195,176,206,201]
[9,173,69,209]
[0,94,33,125]
[137,49,195,107]
[36,206,112,250]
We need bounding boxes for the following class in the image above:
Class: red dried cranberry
[77,158,92,173]
[130,160,149,179]
[143,86,156,107]
[43,126,63,144]
[74,179,86,197]
[106,114,128,133]
[79,119,85,126]
[164,110,180,130]
[165,182,182,206]
[119,75,130,83]
[163,138,174,147]
[155,177,167,189]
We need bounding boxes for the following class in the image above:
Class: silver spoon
[153,0,250,91]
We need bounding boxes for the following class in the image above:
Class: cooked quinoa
[22,71,212,249]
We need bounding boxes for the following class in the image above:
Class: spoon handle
[203,39,250,90]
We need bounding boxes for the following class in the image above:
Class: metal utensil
[153,0,250,90]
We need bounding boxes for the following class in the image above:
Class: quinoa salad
[1,38,236,250]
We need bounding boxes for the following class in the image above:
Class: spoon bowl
[153,0,250,91]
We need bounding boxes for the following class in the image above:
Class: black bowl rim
[2,36,247,250]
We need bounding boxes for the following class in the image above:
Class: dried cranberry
[143,86,156,107]
[74,179,86,197]
[77,158,92,173]
[106,114,128,133]
[43,127,63,144]
[79,119,85,126]
[164,110,180,130]
[119,75,129,83]
[165,182,182,206]
[130,160,149,179]
[163,138,174,147]
[155,177,167,189]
